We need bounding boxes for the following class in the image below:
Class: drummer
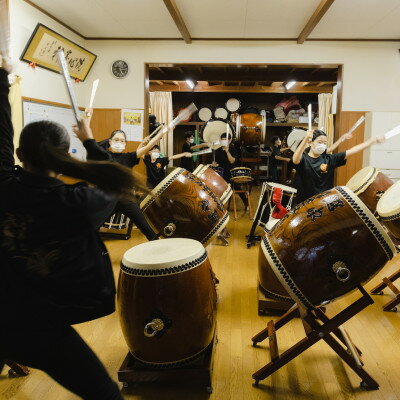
[269,136,291,183]
[214,132,248,209]
[292,129,384,204]
[143,144,192,188]
[180,131,209,172]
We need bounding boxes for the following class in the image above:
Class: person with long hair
[292,129,384,204]
[0,60,126,399]
[83,121,168,240]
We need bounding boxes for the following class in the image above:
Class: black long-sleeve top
[0,68,117,327]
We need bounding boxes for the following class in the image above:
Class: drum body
[238,113,265,145]
[193,164,232,205]
[258,226,294,304]
[346,166,393,212]
[201,118,235,150]
[141,168,229,244]
[377,180,400,241]
[230,167,252,183]
[262,187,395,308]
[118,239,217,366]
[198,107,212,122]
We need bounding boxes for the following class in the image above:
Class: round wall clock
[111,60,129,79]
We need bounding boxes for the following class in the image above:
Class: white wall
[9,0,400,113]
[9,0,91,106]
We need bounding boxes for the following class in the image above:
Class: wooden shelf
[266,123,318,128]
[178,121,204,126]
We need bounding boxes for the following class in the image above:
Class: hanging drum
[226,98,241,112]
[198,107,212,122]
[118,238,217,366]
[346,166,393,212]
[214,107,228,120]
[376,180,400,242]
[262,186,395,309]
[238,113,265,146]
[193,164,232,205]
[201,118,235,150]
[140,168,229,244]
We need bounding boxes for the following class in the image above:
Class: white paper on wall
[121,109,143,142]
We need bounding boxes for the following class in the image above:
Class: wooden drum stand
[370,267,400,312]
[251,285,379,390]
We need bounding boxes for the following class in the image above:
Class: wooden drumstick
[86,79,99,116]
[307,104,312,131]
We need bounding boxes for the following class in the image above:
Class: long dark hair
[19,121,139,198]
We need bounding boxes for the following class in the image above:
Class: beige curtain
[149,91,173,157]
[9,75,23,165]
[318,93,333,146]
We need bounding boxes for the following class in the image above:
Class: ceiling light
[285,81,296,90]
[186,79,195,89]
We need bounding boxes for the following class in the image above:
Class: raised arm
[136,129,167,158]
[169,152,191,161]
[191,143,209,151]
[327,132,353,154]
[345,136,384,159]
[292,130,313,165]
[0,61,15,174]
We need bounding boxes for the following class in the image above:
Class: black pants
[270,165,280,183]
[0,326,123,400]
[113,200,156,240]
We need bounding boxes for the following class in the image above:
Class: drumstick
[158,103,198,137]
[384,124,400,140]
[147,123,165,139]
[56,50,80,125]
[307,104,312,131]
[88,79,99,110]
[345,116,365,137]
[192,148,212,156]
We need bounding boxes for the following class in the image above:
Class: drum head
[287,128,306,151]
[226,98,240,112]
[377,180,400,218]
[266,182,297,194]
[214,108,228,119]
[201,119,235,150]
[192,164,205,176]
[346,166,378,195]
[122,238,205,271]
[198,108,212,122]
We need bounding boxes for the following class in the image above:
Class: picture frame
[20,23,97,81]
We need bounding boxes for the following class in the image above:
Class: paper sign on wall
[121,109,144,141]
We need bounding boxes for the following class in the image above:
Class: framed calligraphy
[20,24,97,81]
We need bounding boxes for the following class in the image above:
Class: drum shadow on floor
[121,382,211,399]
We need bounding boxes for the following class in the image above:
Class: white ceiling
[28,0,400,39]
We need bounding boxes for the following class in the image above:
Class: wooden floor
[1,191,400,400]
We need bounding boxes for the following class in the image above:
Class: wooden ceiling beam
[297,0,335,44]
[162,0,192,44]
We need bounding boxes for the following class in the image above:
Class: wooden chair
[229,180,253,220]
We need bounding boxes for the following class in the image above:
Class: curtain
[149,91,173,157]
[318,93,333,146]
[8,75,23,165]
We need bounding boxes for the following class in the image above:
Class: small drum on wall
[287,128,306,153]
[238,113,266,146]
[377,180,400,242]
[214,108,228,120]
[258,245,294,305]
[230,167,252,183]
[198,107,212,122]
[346,166,393,212]
[118,238,217,366]
[263,186,395,309]
[201,118,235,150]
[193,164,232,205]
[140,168,229,244]
[226,98,241,112]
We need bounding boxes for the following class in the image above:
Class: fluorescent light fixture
[186,79,195,89]
[285,81,296,90]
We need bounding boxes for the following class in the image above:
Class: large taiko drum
[118,238,217,366]
[377,180,400,242]
[237,113,265,146]
[140,168,229,244]
[262,186,395,308]
[346,166,393,212]
[258,243,294,305]
[193,164,232,205]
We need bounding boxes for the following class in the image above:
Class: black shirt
[294,151,347,204]
[143,155,170,188]
[107,150,139,168]
[180,142,194,171]
[215,144,237,182]
[270,145,281,169]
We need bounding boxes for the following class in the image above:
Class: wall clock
[111,60,129,79]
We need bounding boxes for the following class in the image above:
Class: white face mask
[313,143,327,155]
[277,140,282,146]
[189,138,194,144]
[220,139,228,147]
[110,141,125,152]
[151,151,160,159]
